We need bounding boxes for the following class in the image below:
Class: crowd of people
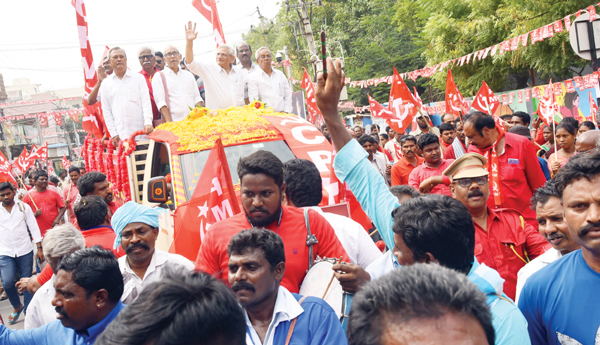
[0,30,599,344]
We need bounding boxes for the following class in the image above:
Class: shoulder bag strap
[17,202,32,239]
[304,208,318,270]
[284,296,308,345]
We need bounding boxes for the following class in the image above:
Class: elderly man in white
[152,45,203,122]
[24,224,86,329]
[184,22,248,110]
[248,47,293,113]
[100,47,154,147]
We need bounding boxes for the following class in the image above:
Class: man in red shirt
[443,153,550,300]
[74,195,124,258]
[77,172,122,217]
[62,166,82,225]
[195,150,349,293]
[408,133,454,196]
[391,135,423,186]
[443,118,467,160]
[439,122,455,154]
[23,170,66,237]
[138,47,162,123]
[464,112,546,228]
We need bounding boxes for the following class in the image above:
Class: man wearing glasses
[575,130,600,154]
[138,47,161,124]
[443,153,550,301]
[248,47,292,113]
[152,45,203,123]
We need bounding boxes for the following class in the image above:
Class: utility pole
[286,0,322,65]
[257,7,270,48]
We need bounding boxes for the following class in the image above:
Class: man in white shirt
[152,45,203,122]
[282,159,382,269]
[111,202,194,304]
[228,229,348,345]
[0,182,43,324]
[248,47,292,113]
[25,223,86,329]
[234,42,260,102]
[87,56,113,106]
[515,180,581,304]
[358,134,389,186]
[184,22,247,110]
[100,47,154,147]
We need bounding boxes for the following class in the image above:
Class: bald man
[575,130,600,154]
[152,45,203,122]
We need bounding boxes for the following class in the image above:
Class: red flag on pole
[368,95,396,120]
[387,68,419,134]
[301,68,323,126]
[39,114,48,127]
[0,151,17,185]
[445,69,469,117]
[191,0,226,46]
[472,81,501,116]
[15,147,33,173]
[536,79,559,127]
[54,113,63,126]
[63,155,72,169]
[171,138,241,261]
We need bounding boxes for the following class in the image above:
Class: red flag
[387,68,419,134]
[445,69,469,116]
[47,164,55,176]
[54,112,63,126]
[536,79,559,127]
[63,155,72,169]
[28,143,49,167]
[368,95,396,120]
[413,87,423,108]
[39,114,48,127]
[191,0,226,46]
[301,68,323,126]
[589,92,598,126]
[15,147,33,173]
[0,150,17,185]
[326,149,344,205]
[472,81,501,116]
[82,100,105,138]
[69,110,80,122]
[171,139,241,261]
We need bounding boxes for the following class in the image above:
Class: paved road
[0,297,25,330]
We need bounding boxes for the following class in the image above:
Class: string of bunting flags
[0,109,81,123]
[0,97,80,108]
[292,4,598,88]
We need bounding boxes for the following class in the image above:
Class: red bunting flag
[192,0,226,46]
[565,79,576,93]
[171,138,241,261]
[518,91,523,103]
[54,112,63,126]
[589,92,598,126]
[300,68,323,126]
[445,69,470,117]
[501,94,508,105]
[39,114,48,127]
[0,150,17,186]
[472,81,501,116]
[525,89,531,101]
[62,155,71,169]
[564,15,572,31]
[520,33,529,47]
[387,68,420,134]
[509,92,514,104]
[588,6,597,22]
[554,20,563,33]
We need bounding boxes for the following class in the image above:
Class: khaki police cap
[442,153,488,182]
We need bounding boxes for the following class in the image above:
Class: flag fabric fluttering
[445,69,470,117]
[301,68,323,126]
[171,138,241,261]
[15,147,32,173]
[63,155,72,169]
[536,80,560,127]
[192,0,226,46]
[0,151,17,185]
[387,68,419,134]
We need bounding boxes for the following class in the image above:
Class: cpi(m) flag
[15,147,33,173]
[387,68,419,134]
[192,0,226,46]
[0,151,17,186]
[171,138,241,261]
[29,143,48,164]
[472,81,501,116]
[301,68,323,126]
[536,80,560,127]
[63,155,72,169]
[368,95,396,120]
[445,69,470,116]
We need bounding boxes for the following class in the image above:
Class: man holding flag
[463,107,546,228]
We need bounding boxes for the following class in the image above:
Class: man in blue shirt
[0,247,125,344]
[518,152,600,344]
[227,228,347,345]
[314,58,530,345]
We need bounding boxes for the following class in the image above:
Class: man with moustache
[111,202,193,304]
[62,166,82,225]
[137,46,162,124]
[444,118,468,159]
[443,153,549,300]
[248,47,293,113]
[411,113,439,137]
[235,42,259,74]
[514,181,580,304]
[154,51,165,70]
[77,172,121,217]
[196,150,348,293]
[391,135,423,186]
[152,45,203,123]
[0,247,125,345]
[357,134,388,183]
[519,152,600,345]
[101,47,154,147]
[227,228,347,345]
[23,170,66,237]
[185,22,248,109]
[409,133,454,196]
[87,56,113,106]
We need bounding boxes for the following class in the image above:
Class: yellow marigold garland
[156,104,289,152]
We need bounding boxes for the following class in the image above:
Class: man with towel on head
[111,202,194,304]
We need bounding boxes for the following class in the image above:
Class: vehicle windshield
[179,140,296,200]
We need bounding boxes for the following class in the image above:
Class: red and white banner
[171,138,241,261]
[472,81,500,116]
[192,0,226,46]
[73,0,105,138]
[300,68,323,127]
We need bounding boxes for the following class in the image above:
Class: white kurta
[152,66,203,122]
[186,60,246,110]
